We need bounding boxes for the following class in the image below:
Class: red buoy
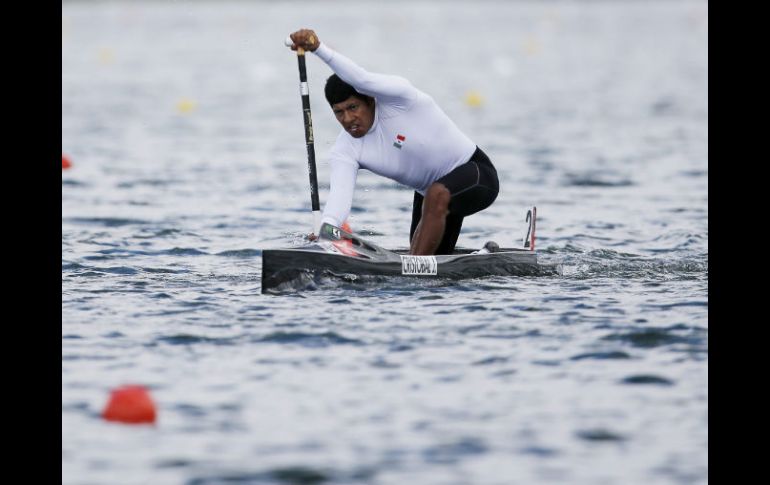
[62,154,72,170]
[102,385,157,424]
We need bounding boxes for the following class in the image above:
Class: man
[288,29,499,255]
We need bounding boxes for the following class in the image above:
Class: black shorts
[410,146,499,254]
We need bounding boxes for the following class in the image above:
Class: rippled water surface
[62,1,708,484]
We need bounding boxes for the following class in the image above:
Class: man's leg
[409,146,498,255]
[410,191,464,255]
[409,192,423,243]
[410,182,451,255]
[435,214,464,255]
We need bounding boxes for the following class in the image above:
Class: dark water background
[62,1,708,483]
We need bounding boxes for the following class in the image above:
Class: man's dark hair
[324,74,371,106]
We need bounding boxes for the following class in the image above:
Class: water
[62,1,708,484]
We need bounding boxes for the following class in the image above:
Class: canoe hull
[261,246,559,293]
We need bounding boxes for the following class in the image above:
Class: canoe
[261,221,560,293]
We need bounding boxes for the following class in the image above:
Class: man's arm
[314,43,416,103]
[288,29,418,105]
[321,158,359,229]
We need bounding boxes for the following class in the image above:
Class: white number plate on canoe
[400,255,438,275]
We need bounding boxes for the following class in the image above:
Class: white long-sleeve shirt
[313,43,477,228]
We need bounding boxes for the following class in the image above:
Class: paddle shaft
[294,47,321,232]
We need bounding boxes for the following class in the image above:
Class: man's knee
[423,183,451,216]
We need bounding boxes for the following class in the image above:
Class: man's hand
[307,233,318,241]
[288,29,320,52]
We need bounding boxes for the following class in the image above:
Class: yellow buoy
[522,36,541,56]
[464,91,484,108]
[176,98,197,114]
[98,48,114,64]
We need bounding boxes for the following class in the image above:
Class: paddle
[285,36,321,235]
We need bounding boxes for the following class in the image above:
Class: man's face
[331,95,374,138]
